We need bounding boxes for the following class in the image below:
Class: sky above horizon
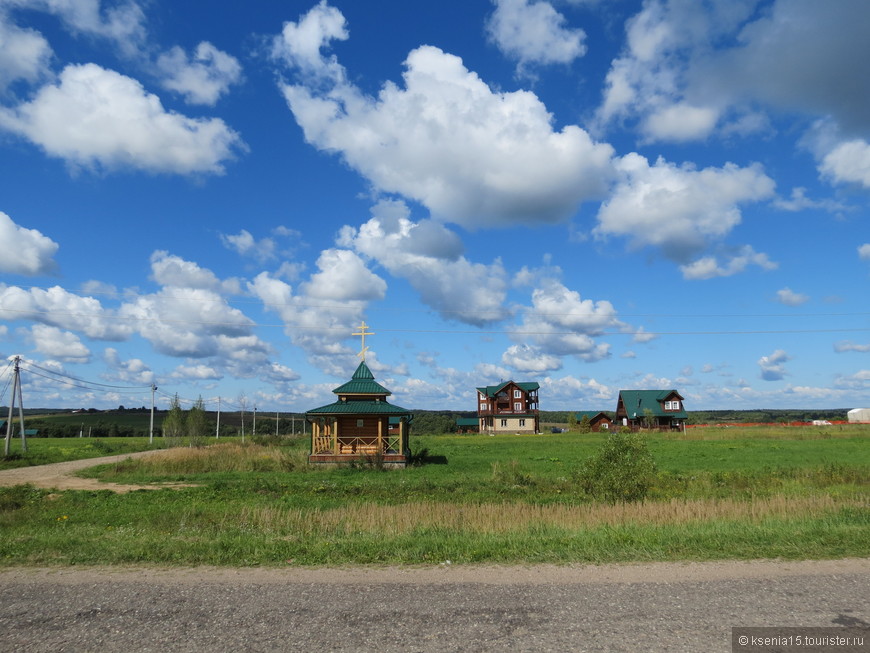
[1,0,869,414]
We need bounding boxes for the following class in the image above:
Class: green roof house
[306,360,412,467]
[615,390,687,430]
[476,380,540,434]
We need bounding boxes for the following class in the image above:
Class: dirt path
[0,449,180,492]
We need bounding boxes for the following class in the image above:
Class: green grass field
[1,427,867,566]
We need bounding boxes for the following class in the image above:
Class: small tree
[579,431,656,502]
[186,396,208,448]
[578,414,592,433]
[566,413,578,432]
[162,394,185,446]
[641,408,655,430]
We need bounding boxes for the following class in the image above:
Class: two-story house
[615,389,687,430]
[477,380,540,434]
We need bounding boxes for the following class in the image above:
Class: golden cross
[352,321,374,361]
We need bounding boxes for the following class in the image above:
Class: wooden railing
[335,435,402,455]
[312,434,332,454]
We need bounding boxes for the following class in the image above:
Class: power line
[22,361,152,390]
[0,306,868,337]
[0,359,15,404]
[13,283,870,320]
[22,366,150,395]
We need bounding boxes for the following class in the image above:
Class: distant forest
[7,406,856,438]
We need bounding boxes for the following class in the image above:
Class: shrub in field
[491,459,533,487]
[580,431,656,502]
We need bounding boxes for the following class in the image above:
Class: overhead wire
[22,360,152,390]
[0,359,14,405]
[0,305,868,336]
[10,283,870,323]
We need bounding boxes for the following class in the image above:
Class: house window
[356,419,364,427]
[514,389,521,398]
[601,422,609,429]
[514,402,522,411]
[480,402,487,411]
[519,419,525,427]
[500,419,508,427]
[665,400,681,411]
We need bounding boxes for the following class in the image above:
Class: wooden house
[574,411,613,432]
[615,389,687,430]
[477,380,539,434]
[306,360,412,467]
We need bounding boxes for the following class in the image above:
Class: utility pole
[4,356,26,456]
[216,396,221,439]
[275,411,279,437]
[149,383,157,444]
[253,405,257,437]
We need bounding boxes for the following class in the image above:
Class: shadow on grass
[409,448,448,466]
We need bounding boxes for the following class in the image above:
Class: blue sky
[1,0,869,414]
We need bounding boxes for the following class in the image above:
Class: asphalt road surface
[1,559,867,652]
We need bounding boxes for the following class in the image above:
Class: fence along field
[0,424,867,566]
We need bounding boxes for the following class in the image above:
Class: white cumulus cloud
[510,279,624,362]
[758,349,790,381]
[486,0,587,71]
[273,3,613,229]
[149,251,240,294]
[339,201,509,326]
[776,287,809,307]
[0,284,131,340]
[595,153,775,264]
[0,63,244,175]
[501,343,562,373]
[157,41,243,106]
[679,246,777,280]
[0,211,58,276]
[0,11,52,89]
[29,324,90,363]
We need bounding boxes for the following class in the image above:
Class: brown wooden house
[477,380,539,434]
[615,389,687,430]
[574,411,613,432]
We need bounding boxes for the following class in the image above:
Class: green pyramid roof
[331,361,392,396]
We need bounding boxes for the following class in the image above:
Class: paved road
[1,560,867,652]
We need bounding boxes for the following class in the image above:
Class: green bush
[579,431,656,502]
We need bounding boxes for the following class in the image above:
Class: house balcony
[478,407,538,417]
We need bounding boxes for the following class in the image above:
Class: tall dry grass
[118,442,306,474]
[227,495,867,536]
